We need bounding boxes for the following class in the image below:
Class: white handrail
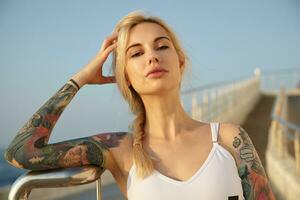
[8,165,104,200]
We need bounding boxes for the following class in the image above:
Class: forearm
[5,81,79,168]
[7,136,107,170]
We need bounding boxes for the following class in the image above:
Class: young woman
[5,11,275,200]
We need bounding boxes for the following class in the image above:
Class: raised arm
[220,123,276,200]
[5,31,120,171]
[5,82,126,170]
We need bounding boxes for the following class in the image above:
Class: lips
[146,67,168,77]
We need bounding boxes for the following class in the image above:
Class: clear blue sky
[0,0,299,148]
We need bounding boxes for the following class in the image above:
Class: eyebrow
[126,36,170,53]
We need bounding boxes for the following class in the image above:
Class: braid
[129,92,156,179]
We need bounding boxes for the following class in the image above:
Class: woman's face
[125,22,184,96]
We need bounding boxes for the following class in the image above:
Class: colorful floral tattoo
[233,127,276,200]
[5,82,127,170]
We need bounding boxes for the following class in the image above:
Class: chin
[138,84,178,96]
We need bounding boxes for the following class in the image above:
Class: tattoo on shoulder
[235,127,264,174]
[91,132,128,148]
[232,126,276,200]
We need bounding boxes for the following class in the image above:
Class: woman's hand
[71,31,118,88]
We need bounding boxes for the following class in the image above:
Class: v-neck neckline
[128,122,219,186]
[153,143,216,185]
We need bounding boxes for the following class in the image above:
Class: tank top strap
[210,122,220,143]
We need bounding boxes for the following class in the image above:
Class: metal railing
[260,68,300,93]
[8,165,104,200]
[267,88,300,173]
[181,68,261,123]
[266,87,300,199]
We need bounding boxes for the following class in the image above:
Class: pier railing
[8,166,104,200]
[266,88,300,199]
[268,89,300,167]
[260,68,300,94]
[181,68,261,124]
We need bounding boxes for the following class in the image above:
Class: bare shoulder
[107,131,133,158]
[100,131,133,172]
[218,122,259,166]
[217,122,246,158]
[218,122,241,143]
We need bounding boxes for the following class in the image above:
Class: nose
[149,56,160,65]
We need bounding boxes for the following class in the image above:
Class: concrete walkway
[242,94,275,167]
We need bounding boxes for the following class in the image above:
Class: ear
[125,72,131,87]
[127,79,131,87]
[178,52,185,73]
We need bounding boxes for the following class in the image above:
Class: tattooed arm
[220,123,276,200]
[4,82,127,171]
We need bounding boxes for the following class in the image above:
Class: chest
[142,133,213,182]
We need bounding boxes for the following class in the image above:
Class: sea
[0,148,26,187]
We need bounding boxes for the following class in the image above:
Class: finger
[100,42,117,61]
[98,32,118,55]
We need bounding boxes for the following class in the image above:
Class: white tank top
[127,122,245,200]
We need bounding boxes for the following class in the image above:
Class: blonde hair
[112,10,190,180]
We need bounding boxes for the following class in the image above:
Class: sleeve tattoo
[233,126,276,200]
[5,82,127,170]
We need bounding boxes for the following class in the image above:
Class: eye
[157,45,169,50]
[130,46,169,58]
[131,52,143,58]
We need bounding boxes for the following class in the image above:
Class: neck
[141,88,195,143]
